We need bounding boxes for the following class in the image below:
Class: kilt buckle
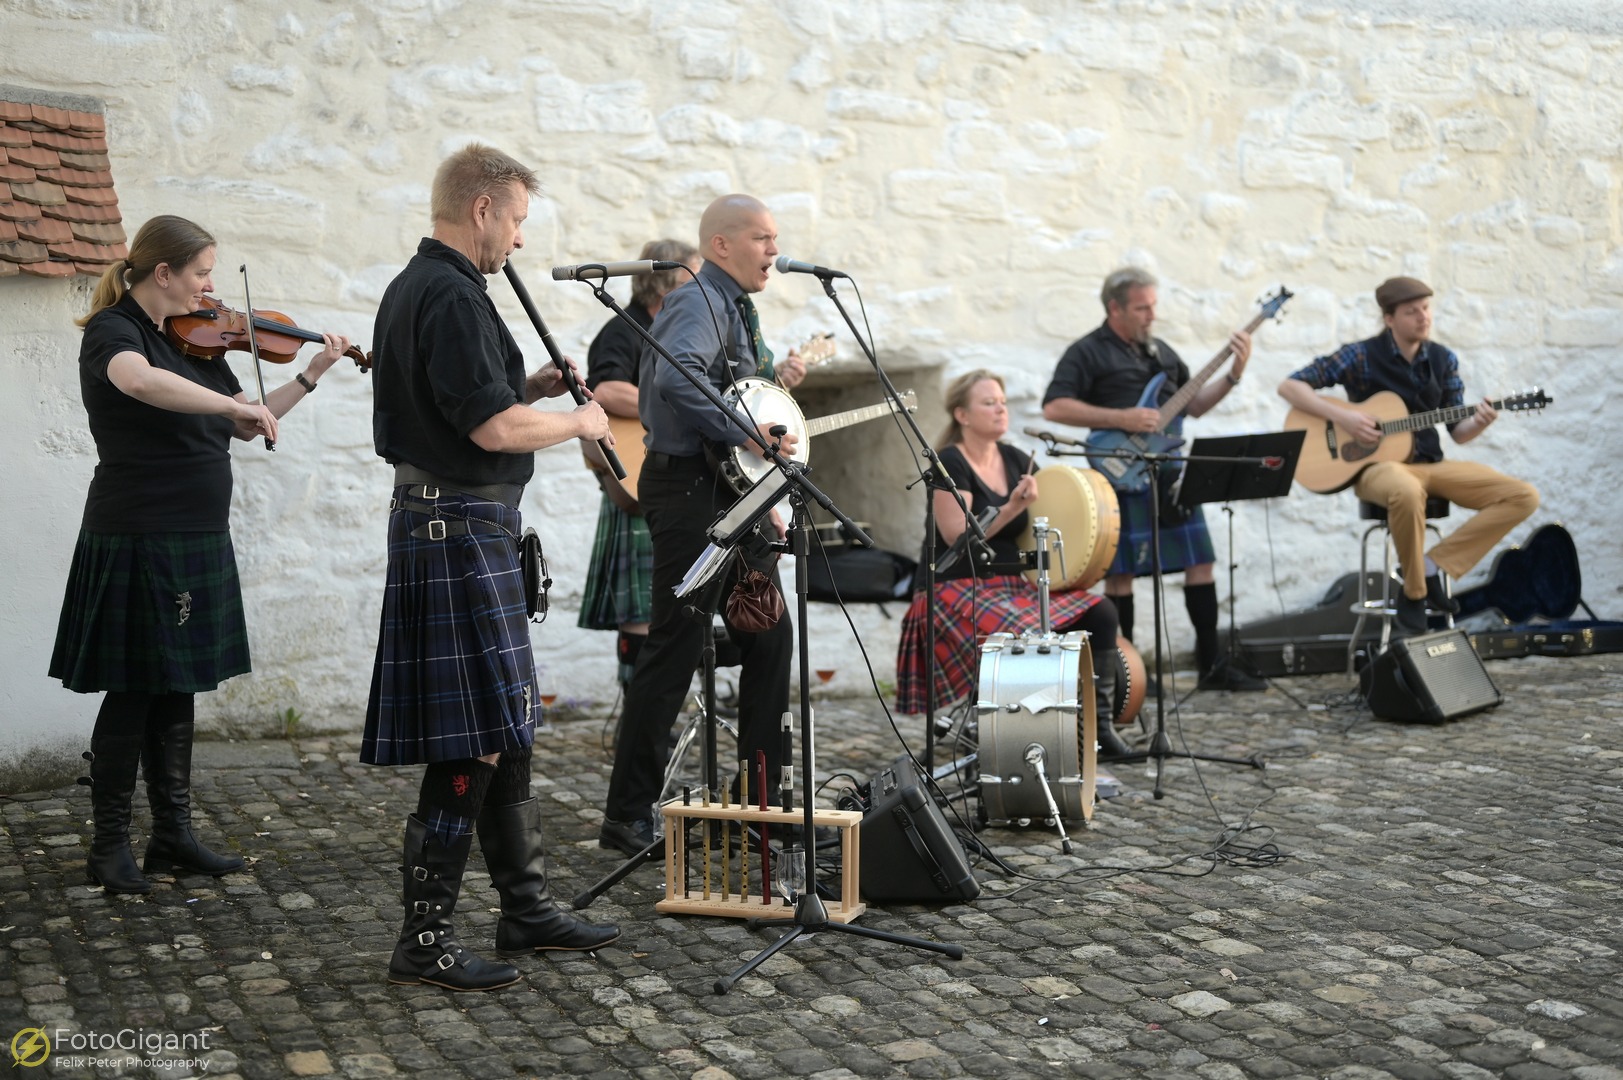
[427,519,447,541]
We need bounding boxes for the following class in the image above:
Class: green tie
[736,295,776,380]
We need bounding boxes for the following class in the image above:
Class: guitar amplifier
[857,757,979,904]
[1359,629,1503,723]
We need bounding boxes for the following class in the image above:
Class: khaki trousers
[1353,460,1539,601]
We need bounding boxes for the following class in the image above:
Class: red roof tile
[0,91,121,281]
[17,217,73,244]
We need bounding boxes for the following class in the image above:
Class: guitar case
[1454,523,1623,659]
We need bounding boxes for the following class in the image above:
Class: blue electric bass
[1085,286,1293,493]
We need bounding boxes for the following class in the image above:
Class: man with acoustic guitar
[597,194,804,857]
[1043,266,1266,692]
[1278,276,1539,636]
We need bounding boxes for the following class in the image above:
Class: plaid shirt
[1287,331,1464,463]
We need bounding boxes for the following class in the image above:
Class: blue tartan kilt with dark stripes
[576,494,653,631]
[1111,488,1215,577]
[362,488,537,766]
[50,529,250,694]
[894,574,1104,716]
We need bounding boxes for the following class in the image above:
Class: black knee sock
[92,691,156,743]
[417,760,497,846]
[488,745,533,807]
[617,631,645,685]
[1109,594,1135,642]
[1185,582,1221,673]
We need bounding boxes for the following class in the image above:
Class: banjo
[717,378,919,493]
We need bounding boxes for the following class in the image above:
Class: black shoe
[598,816,659,857]
[1197,658,1268,692]
[1393,593,1428,636]
[1096,721,1136,762]
[1425,573,1459,614]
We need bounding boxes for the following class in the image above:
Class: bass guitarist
[1042,266,1264,691]
[1277,276,1539,636]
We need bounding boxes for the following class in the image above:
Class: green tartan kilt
[50,529,250,694]
[576,494,653,631]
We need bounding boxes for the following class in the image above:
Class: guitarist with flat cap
[1278,276,1540,636]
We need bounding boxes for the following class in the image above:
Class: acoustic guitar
[1284,387,1552,494]
[581,334,840,510]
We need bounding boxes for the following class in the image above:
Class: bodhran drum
[975,631,1098,825]
[1111,637,1147,728]
[1018,465,1120,591]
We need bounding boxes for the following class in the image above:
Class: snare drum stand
[1037,441,1266,799]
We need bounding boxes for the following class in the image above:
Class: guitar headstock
[1502,387,1553,414]
[798,332,838,368]
[1258,285,1294,321]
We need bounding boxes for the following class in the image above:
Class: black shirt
[584,300,652,391]
[372,238,531,487]
[78,292,244,533]
[1043,321,1191,413]
[934,443,1032,581]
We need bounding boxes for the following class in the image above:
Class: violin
[166,295,372,371]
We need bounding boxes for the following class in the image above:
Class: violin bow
[238,265,275,452]
[501,261,625,480]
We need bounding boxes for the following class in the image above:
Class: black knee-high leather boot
[141,721,245,876]
[477,798,620,956]
[83,735,153,894]
[388,815,521,991]
[1094,657,1134,761]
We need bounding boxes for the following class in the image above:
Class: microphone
[1022,425,1084,447]
[551,259,684,281]
[773,255,850,279]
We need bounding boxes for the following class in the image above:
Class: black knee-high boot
[388,815,521,991]
[142,714,245,876]
[1093,658,1133,761]
[83,734,153,894]
[476,798,620,956]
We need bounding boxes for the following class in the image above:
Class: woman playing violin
[50,214,352,894]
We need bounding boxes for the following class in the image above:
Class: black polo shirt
[1043,321,1190,412]
[371,239,532,488]
[585,300,653,390]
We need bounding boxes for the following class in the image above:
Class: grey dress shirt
[637,260,760,456]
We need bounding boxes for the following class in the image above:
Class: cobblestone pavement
[3,654,1621,1079]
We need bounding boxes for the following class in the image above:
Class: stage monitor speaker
[859,757,979,903]
[1360,628,1503,723]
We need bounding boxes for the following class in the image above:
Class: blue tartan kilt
[1111,488,1215,577]
[362,488,537,766]
[894,574,1104,716]
[576,494,653,631]
[50,529,250,694]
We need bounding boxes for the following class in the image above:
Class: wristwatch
[295,372,318,393]
[1225,372,1242,386]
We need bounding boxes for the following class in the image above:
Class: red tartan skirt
[894,575,1104,716]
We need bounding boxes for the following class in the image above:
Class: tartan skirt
[894,574,1104,716]
[50,529,250,694]
[576,494,653,631]
[1111,488,1215,577]
[362,488,537,766]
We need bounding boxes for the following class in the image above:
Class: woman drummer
[895,369,1133,760]
[50,214,352,894]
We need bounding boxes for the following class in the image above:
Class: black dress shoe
[1196,659,1268,692]
[598,816,659,857]
[1425,573,1459,614]
[1393,593,1428,636]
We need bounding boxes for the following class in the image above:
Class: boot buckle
[412,901,430,914]
[411,866,430,881]
[416,931,436,947]
[434,953,456,971]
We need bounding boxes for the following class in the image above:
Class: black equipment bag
[808,546,916,604]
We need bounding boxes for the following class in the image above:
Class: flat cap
[1375,276,1433,314]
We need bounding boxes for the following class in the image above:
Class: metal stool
[1347,497,1453,672]
[658,616,742,806]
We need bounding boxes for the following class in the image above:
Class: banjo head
[723,377,809,488]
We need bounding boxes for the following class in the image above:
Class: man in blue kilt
[364,143,619,991]
[1043,266,1266,692]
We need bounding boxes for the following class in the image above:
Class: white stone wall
[3,0,1620,781]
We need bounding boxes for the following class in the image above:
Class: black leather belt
[393,464,522,508]
[391,497,518,541]
[645,450,706,471]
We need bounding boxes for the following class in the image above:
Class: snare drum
[975,631,1098,824]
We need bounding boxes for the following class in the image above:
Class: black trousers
[603,456,792,821]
